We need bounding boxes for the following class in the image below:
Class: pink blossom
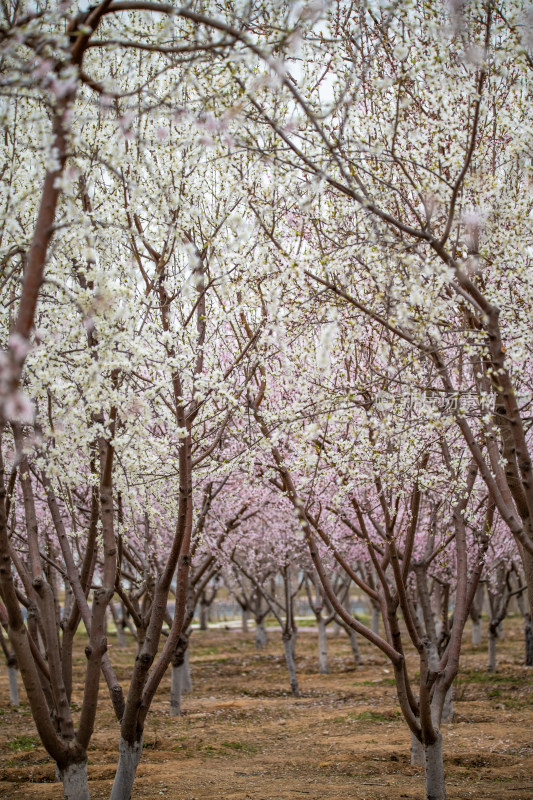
[198,113,219,133]
[0,351,10,392]
[49,77,78,99]
[282,121,297,134]
[118,112,135,140]
[33,59,53,80]
[9,333,31,363]
[3,392,34,424]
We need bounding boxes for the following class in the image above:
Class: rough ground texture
[0,618,532,800]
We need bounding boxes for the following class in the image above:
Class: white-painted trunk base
[110,737,143,800]
[8,666,18,706]
[317,618,329,674]
[411,732,424,766]
[170,664,184,716]
[348,629,362,665]
[59,760,90,800]
[471,619,482,646]
[255,621,267,649]
[283,637,300,697]
[290,629,298,658]
[441,687,454,723]
[116,626,127,649]
[424,733,446,800]
[183,648,192,693]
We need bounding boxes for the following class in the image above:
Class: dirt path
[0,619,532,799]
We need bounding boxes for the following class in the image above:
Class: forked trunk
[255,619,267,649]
[59,760,90,800]
[471,618,482,646]
[424,733,446,800]
[317,617,328,674]
[170,664,186,716]
[488,630,497,673]
[282,635,299,697]
[8,664,18,706]
[525,614,533,667]
[411,731,424,767]
[441,686,454,723]
[109,737,143,800]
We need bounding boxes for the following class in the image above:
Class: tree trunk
[110,601,128,649]
[411,731,424,767]
[170,664,186,717]
[522,546,533,665]
[282,635,299,697]
[348,629,362,665]
[109,737,143,800]
[183,647,192,693]
[424,733,446,800]
[371,605,380,635]
[441,686,454,723]
[8,664,18,706]
[116,624,127,649]
[255,619,267,649]
[199,603,208,631]
[242,607,249,632]
[525,614,533,666]
[488,630,497,673]
[123,615,137,640]
[59,760,90,800]
[290,626,298,658]
[317,617,328,674]
[471,618,482,646]
[170,638,191,715]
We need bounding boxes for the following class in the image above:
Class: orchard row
[1,2,532,800]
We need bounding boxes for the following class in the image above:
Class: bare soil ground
[0,618,532,800]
